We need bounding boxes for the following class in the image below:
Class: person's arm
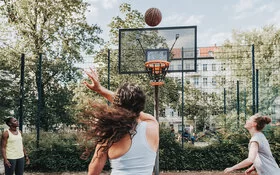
[88,144,108,175]
[224,141,258,173]
[1,131,11,168]
[84,68,114,102]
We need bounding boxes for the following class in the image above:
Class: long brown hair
[80,83,146,159]
[80,102,138,159]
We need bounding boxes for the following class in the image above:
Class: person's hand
[245,166,255,174]
[25,156,30,165]
[83,68,101,92]
[224,167,234,173]
[4,159,11,168]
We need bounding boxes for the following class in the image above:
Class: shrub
[22,127,280,172]
[24,132,110,172]
[159,127,248,171]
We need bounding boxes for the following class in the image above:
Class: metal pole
[224,88,226,128]
[237,81,240,128]
[244,88,247,121]
[181,47,184,148]
[19,53,25,132]
[252,44,255,114]
[107,49,110,105]
[154,85,159,175]
[256,69,259,113]
[36,53,42,148]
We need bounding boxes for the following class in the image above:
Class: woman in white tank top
[1,117,30,175]
[224,114,280,175]
[82,68,159,175]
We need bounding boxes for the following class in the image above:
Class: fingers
[6,162,11,168]
[90,67,99,82]
[84,68,98,83]
[224,168,231,174]
[83,81,91,89]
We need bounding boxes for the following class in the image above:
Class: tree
[76,3,180,117]
[216,25,280,121]
[0,0,102,131]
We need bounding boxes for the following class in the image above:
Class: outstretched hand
[83,67,101,92]
[224,167,234,173]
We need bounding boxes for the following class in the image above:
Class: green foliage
[159,127,249,171]
[23,132,111,172]
[216,25,280,116]
[0,70,18,119]
[20,127,280,172]
[0,0,103,131]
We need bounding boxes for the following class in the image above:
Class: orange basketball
[144,8,162,27]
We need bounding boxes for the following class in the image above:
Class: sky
[85,0,280,47]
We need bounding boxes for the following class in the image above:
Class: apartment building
[160,46,229,131]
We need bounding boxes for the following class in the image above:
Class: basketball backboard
[119,26,197,74]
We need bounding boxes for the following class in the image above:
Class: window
[197,48,200,57]
[177,64,182,70]
[186,63,191,70]
[183,48,195,58]
[194,77,199,86]
[203,64,207,71]
[212,78,216,86]
[212,64,216,71]
[221,63,226,71]
[208,51,214,57]
[221,77,226,85]
[203,78,207,86]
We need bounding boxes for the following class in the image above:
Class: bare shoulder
[139,112,159,151]
[1,130,8,139]
[139,112,158,124]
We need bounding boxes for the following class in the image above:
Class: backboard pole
[154,85,159,175]
[19,53,25,132]
[107,49,111,105]
[181,47,184,148]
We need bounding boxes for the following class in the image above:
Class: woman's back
[109,122,156,175]
[250,132,280,175]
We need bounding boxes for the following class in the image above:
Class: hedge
[22,128,280,172]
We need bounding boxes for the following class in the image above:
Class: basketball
[144,8,162,27]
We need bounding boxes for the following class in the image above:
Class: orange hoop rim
[150,81,165,86]
[145,60,170,68]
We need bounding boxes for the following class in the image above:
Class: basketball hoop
[145,60,170,86]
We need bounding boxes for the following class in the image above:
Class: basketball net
[145,60,170,86]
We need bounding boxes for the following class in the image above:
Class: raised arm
[83,68,114,102]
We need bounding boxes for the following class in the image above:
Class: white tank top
[110,121,157,175]
[6,129,24,159]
